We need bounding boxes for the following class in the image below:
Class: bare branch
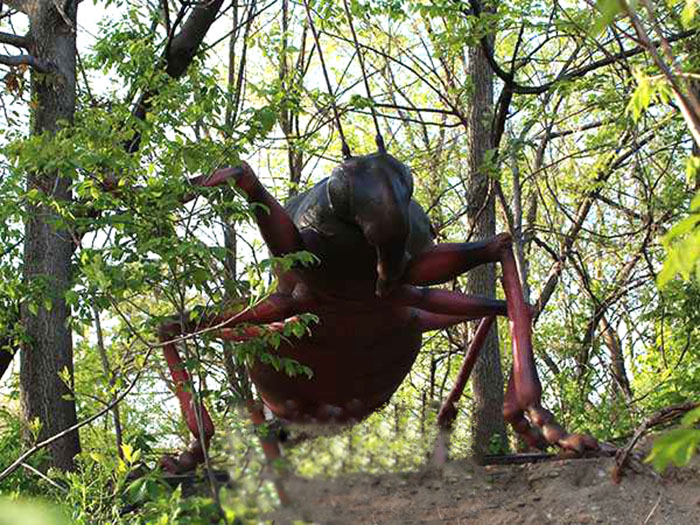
[532,130,655,322]
[165,0,225,79]
[623,0,700,148]
[0,31,29,49]
[0,344,154,484]
[127,0,225,152]
[20,463,68,493]
[612,401,699,483]
[0,299,254,483]
[374,102,457,116]
[467,0,697,96]
[0,53,49,72]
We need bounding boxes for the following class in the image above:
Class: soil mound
[267,456,700,524]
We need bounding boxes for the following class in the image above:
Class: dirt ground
[265,455,700,525]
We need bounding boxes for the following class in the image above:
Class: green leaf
[686,156,700,185]
[681,406,700,427]
[627,72,652,121]
[291,321,305,338]
[121,443,133,463]
[646,428,700,471]
[681,0,697,27]
[592,0,623,35]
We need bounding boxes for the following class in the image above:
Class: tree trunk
[222,1,253,402]
[463,43,507,458]
[600,316,632,400]
[20,0,80,471]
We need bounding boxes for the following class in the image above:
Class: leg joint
[159,321,180,340]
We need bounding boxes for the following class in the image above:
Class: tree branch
[0,31,29,49]
[466,0,697,96]
[532,130,654,322]
[165,0,224,79]
[127,0,224,151]
[0,300,252,483]
[0,344,154,484]
[612,401,699,483]
[0,53,49,72]
[623,0,700,148]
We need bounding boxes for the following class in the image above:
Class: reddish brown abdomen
[248,308,421,424]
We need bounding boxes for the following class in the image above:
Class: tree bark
[600,316,632,400]
[463,43,507,457]
[20,0,80,471]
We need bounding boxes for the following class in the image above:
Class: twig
[0,343,154,483]
[643,495,662,525]
[612,401,699,483]
[0,303,242,484]
[93,305,124,460]
[20,462,68,493]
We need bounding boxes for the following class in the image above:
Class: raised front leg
[158,293,303,473]
[190,163,305,257]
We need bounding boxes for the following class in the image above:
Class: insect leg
[190,162,305,257]
[402,233,511,286]
[387,285,507,319]
[500,247,599,454]
[158,293,303,473]
[431,316,495,465]
[247,399,290,506]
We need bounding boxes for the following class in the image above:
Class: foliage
[658,191,700,286]
[0,498,68,525]
[1,0,700,521]
[646,407,700,472]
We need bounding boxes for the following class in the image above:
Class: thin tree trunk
[93,306,124,459]
[222,1,252,402]
[279,0,304,196]
[693,82,700,190]
[600,316,632,400]
[20,0,80,471]
[463,43,507,458]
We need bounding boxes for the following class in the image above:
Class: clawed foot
[201,166,243,188]
[201,162,259,191]
[492,232,513,258]
[159,441,205,474]
[526,406,600,455]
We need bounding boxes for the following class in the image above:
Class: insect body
[159,152,598,473]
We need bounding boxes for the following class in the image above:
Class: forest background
[0,0,699,523]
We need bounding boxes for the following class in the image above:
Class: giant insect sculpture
[159,149,600,473]
[156,0,599,479]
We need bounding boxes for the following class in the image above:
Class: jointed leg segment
[193,163,305,257]
[159,162,310,473]
[403,232,598,454]
[159,334,215,473]
[157,293,303,473]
